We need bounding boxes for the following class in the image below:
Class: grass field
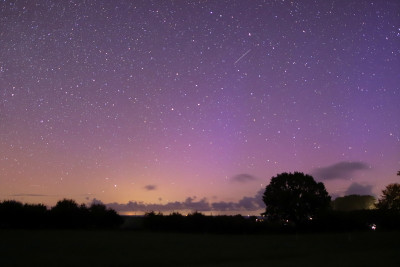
[0,230,399,266]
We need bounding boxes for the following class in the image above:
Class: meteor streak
[234,49,251,65]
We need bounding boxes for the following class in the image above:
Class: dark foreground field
[0,230,399,267]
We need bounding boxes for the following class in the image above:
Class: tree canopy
[262,172,331,224]
[376,183,400,211]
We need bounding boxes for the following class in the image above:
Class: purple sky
[1,0,399,215]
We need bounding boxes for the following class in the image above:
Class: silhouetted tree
[0,199,122,229]
[186,211,208,232]
[0,200,24,227]
[50,199,89,228]
[143,211,163,230]
[23,203,48,228]
[52,199,80,212]
[0,201,48,228]
[262,172,331,224]
[89,203,123,227]
[376,183,400,211]
[332,195,376,211]
[166,212,185,231]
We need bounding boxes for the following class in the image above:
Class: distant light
[371,224,376,231]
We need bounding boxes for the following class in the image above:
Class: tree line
[134,171,400,233]
[258,171,400,232]
[0,199,123,229]
[1,171,399,232]
[125,208,400,234]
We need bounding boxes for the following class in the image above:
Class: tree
[262,172,331,224]
[0,200,24,227]
[89,203,123,227]
[51,199,80,213]
[23,203,48,228]
[332,195,376,211]
[376,183,400,211]
[50,199,89,228]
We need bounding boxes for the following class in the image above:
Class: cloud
[97,197,211,213]
[213,189,264,211]
[144,185,157,191]
[231,174,257,183]
[312,161,370,180]
[94,189,265,214]
[345,183,374,196]
[11,194,48,197]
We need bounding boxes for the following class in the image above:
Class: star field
[1,0,399,214]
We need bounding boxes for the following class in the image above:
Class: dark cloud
[96,197,210,213]
[229,189,264,211]
[11,193,48,197]
[345,183,374,196]
[231,174,257,183]
[144,185,157,191]
[183,197,210,211]
[94,189,265,213]
[313,161,370,180]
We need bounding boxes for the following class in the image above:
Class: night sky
[1,0,399,215]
